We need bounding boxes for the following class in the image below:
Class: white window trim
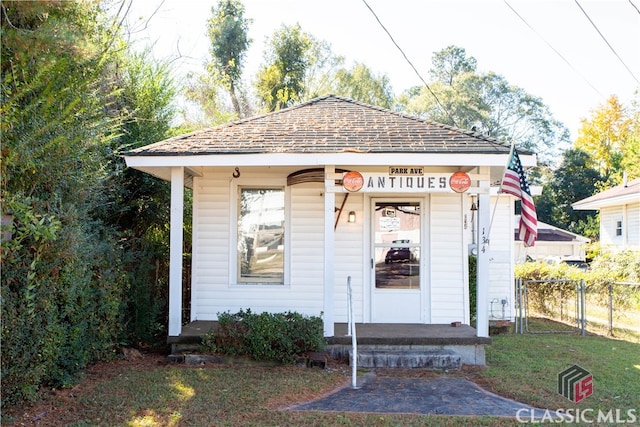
[229,178,291,287]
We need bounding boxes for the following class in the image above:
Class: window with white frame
[616,220,623,237]
[237,187,285,283]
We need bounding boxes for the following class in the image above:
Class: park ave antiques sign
[342,168,471,193]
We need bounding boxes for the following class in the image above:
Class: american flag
[501,149,537,247]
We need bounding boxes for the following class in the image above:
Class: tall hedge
[1,2,176,407]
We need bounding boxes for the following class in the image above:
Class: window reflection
[238,188,284,283]
[374,202,421,289]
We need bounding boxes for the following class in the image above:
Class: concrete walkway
[288,373,553,418]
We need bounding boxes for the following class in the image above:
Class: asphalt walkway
[288,373,552,418]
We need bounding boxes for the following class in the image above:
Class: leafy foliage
[575,94,640,184]
[1,1,177,408]
[332,63,394,109]
[1,0,128,406]
[202,309,326,364]
[468,255,477,327]
[255,24,313,111]
[206,0,252,117]
[535,149,604,236]
[515,250,640,315]
[398,45,570,161]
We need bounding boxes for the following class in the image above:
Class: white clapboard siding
[629,203,640,247]
[190,171,231,320]
[334,193,365,322]
[487,196,515,321]
[288,182,325,313]
[430,193,466,323]
[600,206,623,246]
[191,172,324,320]
[601,203,640,249]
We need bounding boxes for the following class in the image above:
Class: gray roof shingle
[125,95,516,156]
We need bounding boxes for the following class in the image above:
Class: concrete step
[353,349,462,370]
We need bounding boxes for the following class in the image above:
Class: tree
[575,95,639,184]
[535,149,604,237]
[95,49,178,344]
[398,46,570,162]
[206,0,252,117]
[1,0,128,405]
[1,0,178,406]
[255,24,312,111]
[332,63,394,109]
[429,45,477,86]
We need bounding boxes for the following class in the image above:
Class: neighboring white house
[123,95,536,341]
[573,177,640,251]
[514,215,590,263]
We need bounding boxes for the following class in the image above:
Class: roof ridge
[307,94,518,152]
[124,94,530,157]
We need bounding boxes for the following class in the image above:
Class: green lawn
[3,331,639,426]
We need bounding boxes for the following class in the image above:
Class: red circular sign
[343,171,364,192]
[449,171,471,193]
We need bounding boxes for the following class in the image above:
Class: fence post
[608,282,614,337]
[580,279,586,336]
[516,278,522,334]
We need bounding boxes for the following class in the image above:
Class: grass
[3,329,639,426]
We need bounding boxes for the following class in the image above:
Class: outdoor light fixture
[348,211,356,223]
[470,195,478,211]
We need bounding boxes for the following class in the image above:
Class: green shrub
[515,250,640,313]
[468,256,477,327]
[202,309,325,364]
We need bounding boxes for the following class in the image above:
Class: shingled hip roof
[125,95,516,157]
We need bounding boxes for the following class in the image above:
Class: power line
[574,0,640,85]
[503,0,603,97]
[628,0,640,17]
[360,0,459,128]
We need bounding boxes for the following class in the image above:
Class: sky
[124,0,640,140]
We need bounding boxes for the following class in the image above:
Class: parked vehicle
[385,240,413,263]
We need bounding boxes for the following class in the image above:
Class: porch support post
[476,186,490,338]
[323,165,336,337]
[169,166,184,337]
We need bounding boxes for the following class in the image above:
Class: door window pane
[374,202,421,289]
[238,188,284,283]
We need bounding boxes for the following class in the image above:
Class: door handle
[371,258,374,269]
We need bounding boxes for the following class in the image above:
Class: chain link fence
[515,278,640,340]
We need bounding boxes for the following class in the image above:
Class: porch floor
[171,321,491,346]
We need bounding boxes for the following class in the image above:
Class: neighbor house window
[237,187,284,283]
[616,220,623,236]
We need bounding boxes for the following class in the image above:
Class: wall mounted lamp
[348,211,356,223]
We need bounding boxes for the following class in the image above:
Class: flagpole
[486,140,517,243]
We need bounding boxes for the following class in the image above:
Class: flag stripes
[501,150,537,247]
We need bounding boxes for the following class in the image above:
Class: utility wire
[360,0,459,128]
[574,0,640,85]
[504,0,603,97]
[627,0,640,17]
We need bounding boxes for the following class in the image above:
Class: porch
[170,321,491,366]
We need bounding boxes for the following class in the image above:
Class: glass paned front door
[373,202,421,289]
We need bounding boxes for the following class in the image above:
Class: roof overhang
[572,193,640,210]
[125,152,537,186]
[125,151,536,171]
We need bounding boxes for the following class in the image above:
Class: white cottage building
[124,96,535,363]
[573,176,640,251]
